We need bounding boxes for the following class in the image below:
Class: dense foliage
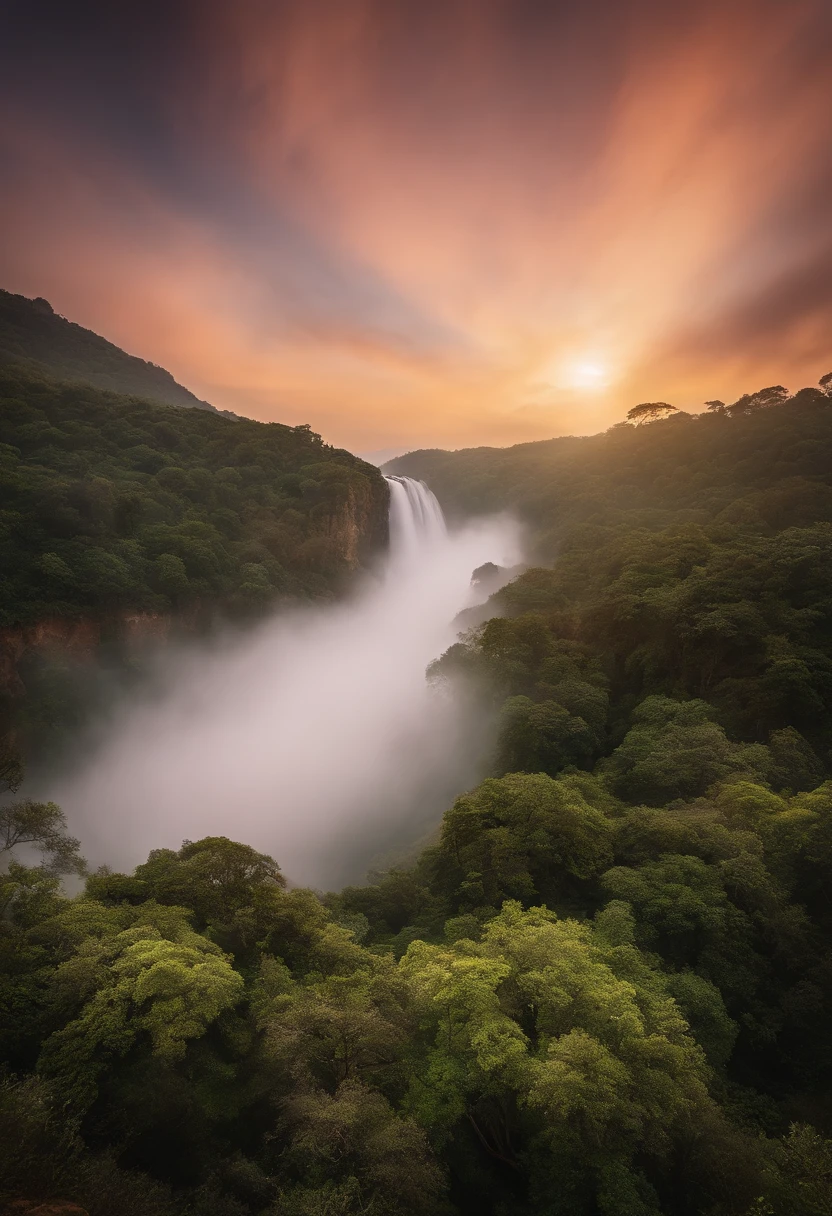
[0,364,386,625]
[3,383,832,1215]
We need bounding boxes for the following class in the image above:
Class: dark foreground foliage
[3,381,832,1214]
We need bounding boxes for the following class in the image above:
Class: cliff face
[0,612,174,700]
[0,619,99,699]
[326,476,389,567]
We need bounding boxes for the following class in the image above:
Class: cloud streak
[1,0,831,449]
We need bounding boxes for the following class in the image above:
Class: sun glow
[540,354,612,393]
[569,360,608,390]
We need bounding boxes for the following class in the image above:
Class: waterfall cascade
[50,470,519,887]
[384,475,446,559]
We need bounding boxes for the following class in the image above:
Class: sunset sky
[2,0,832,455]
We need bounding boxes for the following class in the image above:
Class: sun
[531,351,615,399]
[568,360,608,390]
[538,354,611,393]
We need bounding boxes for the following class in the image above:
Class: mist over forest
[3,0,832,1209]
[38,495,520,889]
[2,295,832,1215]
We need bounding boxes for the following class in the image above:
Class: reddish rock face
[0,617,102,698]
[324,480,389,568]
[120,611,173,643]
[0,611,175,703]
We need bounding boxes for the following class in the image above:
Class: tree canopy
[4,372,832,1213]
[0,364,387,628]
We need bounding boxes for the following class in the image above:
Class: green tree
[604,696,770,804]
[495,696,596,776]
[727,385,790,416]
[0,799,85,875]
[152,552,190,598]
[38,921,244,1110]
[400,902,724,1215]
[132,836,285,928]
[432,772,613,912]
[762,1123,832,1215]
[273,1081,447,1216]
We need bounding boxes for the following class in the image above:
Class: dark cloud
[1,0,192,165]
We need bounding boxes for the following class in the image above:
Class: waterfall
[47,472,520,888]
[385,475,446,559]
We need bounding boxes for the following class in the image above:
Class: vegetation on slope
[0,291,388,766]
[0,289,222,412]
[0,364,387,626]
[384,378,832,559]
[388,379,832,757]
[2,381,832,1215]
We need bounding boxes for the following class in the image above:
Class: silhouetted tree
[626,401,677,424]
[726,384,789,415]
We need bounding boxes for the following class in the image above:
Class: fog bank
[48,481,520,887]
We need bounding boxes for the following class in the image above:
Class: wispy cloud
[1,0,831,448]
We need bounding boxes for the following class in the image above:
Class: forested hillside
[0,344,387,767]
[384,381,832,560]
[387,382,832,763]
[0,365,387,626]
[0,287,388,629]
[2,384,832,1216]
[0,289,222,412]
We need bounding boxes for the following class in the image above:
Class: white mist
[49,479,520,887]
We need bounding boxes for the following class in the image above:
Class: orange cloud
[1,0,831,452]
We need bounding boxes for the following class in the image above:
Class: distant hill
[0,288,228,414]
[383,382,832,557]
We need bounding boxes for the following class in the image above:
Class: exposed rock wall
[0,618,101,699]
[326,476,389,567]
[0,613,173,700]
